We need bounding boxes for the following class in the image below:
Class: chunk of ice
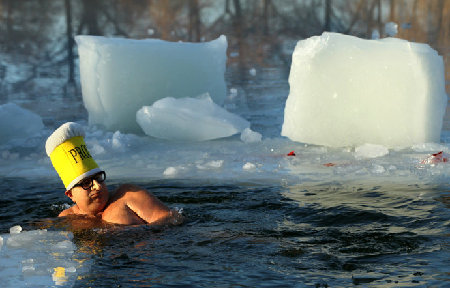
[196,160,224,170]
[370,164,387,174]
[0,103,44,145]
[53,240,75,252]
[241,128,262,143]
[282,32,447,148]
[163,166,184,177]
[76,35,227,133]
[10,225,22,234]
[136,95,250,141]
[354,143,389,159]
[243,162,256,170]
[21,265,35,273]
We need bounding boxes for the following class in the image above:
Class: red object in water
[421,151,449,164]
[323,163,336,167]
[287,151,296,156]
[432,151,448,162]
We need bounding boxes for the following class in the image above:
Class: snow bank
[282,32,447,148]
[136,95,249,141]
[0,103,44,145]
[75,35,227,133]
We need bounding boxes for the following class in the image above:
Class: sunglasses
[73,171,106,190]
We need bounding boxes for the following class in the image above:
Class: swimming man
[47,122,171,225]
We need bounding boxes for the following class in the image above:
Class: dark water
[1,178,449,287]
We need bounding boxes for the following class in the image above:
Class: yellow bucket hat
[45,122,101,190]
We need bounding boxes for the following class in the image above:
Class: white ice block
[76,35,227,133]
[282,32,447,148]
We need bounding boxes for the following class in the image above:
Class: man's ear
[65,189,73,199]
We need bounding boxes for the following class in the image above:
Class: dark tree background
[0,0,448,103]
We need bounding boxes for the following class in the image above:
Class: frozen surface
[0,227,85,287]
[0,35,448,187]
[282,32,447,148]
[0,103,44,145]
[0,120,449,187]
[76,35,227,133]
[136,95,249,141]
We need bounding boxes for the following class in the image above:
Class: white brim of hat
[66,168,103,190]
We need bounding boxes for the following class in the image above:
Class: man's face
[66,172,109,215]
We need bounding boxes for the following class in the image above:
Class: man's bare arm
[118,184,171,224]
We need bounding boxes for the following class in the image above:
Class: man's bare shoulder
[58,206,76,217]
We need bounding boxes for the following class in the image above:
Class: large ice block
[76,35,227,133]
[282,32,447,148]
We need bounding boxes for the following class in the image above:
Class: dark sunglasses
[73,171,106,190]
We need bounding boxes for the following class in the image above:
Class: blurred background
[0,0,449,124]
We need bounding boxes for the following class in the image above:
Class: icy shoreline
[1,121,449,187]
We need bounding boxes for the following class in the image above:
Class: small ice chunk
[0,235,3,248]
[385,22,398,37]
[354,143,389,159]
[163,167,178,176]
[249,68,257,76]
[53,240,75,251]
[196,160,224,170]
[208,160,224,168]
[10,225,22,234]
[112,131,126,150]
[240,128,262,143]
[371,164,386,174]
[243,162,256,170]
[0,103,44,144]
[229,88,238,98]
[137,95,250,141]
[89,143,105,155]
[22,265,36,273]
[22,258,34,264]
